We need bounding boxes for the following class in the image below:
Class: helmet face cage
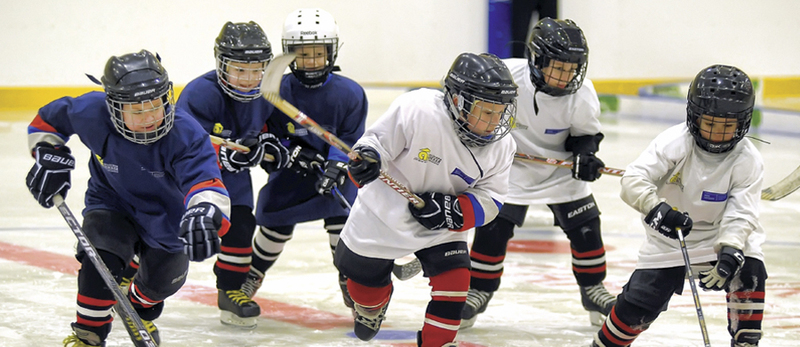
[215,21,273,102]
[686,65,754,154]
[443,53,518,147]
[526,18,588,96]
[282,8,339,87]
[108,85,176,145]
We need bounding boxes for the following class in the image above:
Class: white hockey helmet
[282,8,339,87]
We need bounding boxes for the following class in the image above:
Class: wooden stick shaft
[209,134,275,162]
[514,152,625,177]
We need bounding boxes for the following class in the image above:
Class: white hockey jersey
[501,58,603,205]
[621,123,766,270]
[340,88,516,259]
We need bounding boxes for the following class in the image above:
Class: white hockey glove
[699,246,745,291]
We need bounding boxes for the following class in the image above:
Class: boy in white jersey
[590,65,767,347]
[461,17,616,328]
[335,52,518,347]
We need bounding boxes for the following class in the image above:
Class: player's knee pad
[549,195,601,234]
[334,239,393,287]
[729,257,767,293]
[562,217,603,251]
[614,291,660,330]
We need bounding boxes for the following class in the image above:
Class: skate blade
[459,316,478,330]
[220,311,258,329]
[588,311,606,326]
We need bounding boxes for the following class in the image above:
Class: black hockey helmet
[101,50,175,145]
[686,64,754,153]
[215,21,273,101]
[526,18,588,96]
[443,52,518,147]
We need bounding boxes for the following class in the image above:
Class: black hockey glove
[699,246,745,291]
[347,146,381,187]
[26,142,75,208]
[315,160,348,197]
[565,133,605,182]
[219,137,264,173]
[179,202,223,261]
[643,202,692,239]
[285,144,325,176]
[257,132,289,173]
[408,192,464,231]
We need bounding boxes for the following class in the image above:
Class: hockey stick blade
[52,195,158,347]
[761,164,800,201]
[392,258,422,281]
[514,153,625,177]
[209,134,275,162]
[262,54,425,208]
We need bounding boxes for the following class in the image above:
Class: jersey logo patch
[701,191,728,202]
[668,172,685,191]
[95,154,118,173]
[544,128,569,135]
[414,148,441,165]
[451,168,475,185]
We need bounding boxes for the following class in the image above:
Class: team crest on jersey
[667,172,685,191]
[212,123,224,135]
[94,154,118,173]
[414,148,441,165]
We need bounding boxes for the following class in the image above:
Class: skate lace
[354,305,387,330]
[226,290,256,305]
[465,289,492,310]
[241,274,263,299]
[584,284,615,307]
[124,317,158,341]
[63,335,95,347]
[733,343,758,347]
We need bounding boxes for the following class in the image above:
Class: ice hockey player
[335,52,518,347]
[26,50,231,347]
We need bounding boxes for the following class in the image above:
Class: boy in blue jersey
[177,21,288,329]
[26,50,231,347]
[242,8,369,314]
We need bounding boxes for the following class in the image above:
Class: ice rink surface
[1,89,800,346]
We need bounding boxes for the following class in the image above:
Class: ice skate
[731,329,761,347]
[63,323,105,347]
[240,270,264,299]
[416,330,458,347]
[121,315,160,345]
[353,290,392,341]
[580,283,616,326]
[459,288,493,329]
[218,289,260,329]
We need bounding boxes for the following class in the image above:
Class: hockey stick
[676,229,712,347]
[52,195,158,347]
[761,164,800,201]
[513,152,625,177]
[261,53,425,208]
[209,134,275,162]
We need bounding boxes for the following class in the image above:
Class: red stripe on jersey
[220,245,253,255]
[573,264,607,274]
[77,294,116,307]
[216,261,250,273]
[609,306,642,335]
[470,252,505,263]
[456,195,475,231]
[571,248,605,258]
[186,178,227,199]
[29,114,58,133]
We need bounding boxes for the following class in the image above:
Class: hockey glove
[699,246,745,291]
[219,137,264,173]
[179,202,223,261]
[315,160,348,197]
[285,144,325,176]
[257,132,289,173]
[643,202,692,239]
[26,142,75,208]
[347,146,381,187]
[408,192,464,231]
[565,133,605,182]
